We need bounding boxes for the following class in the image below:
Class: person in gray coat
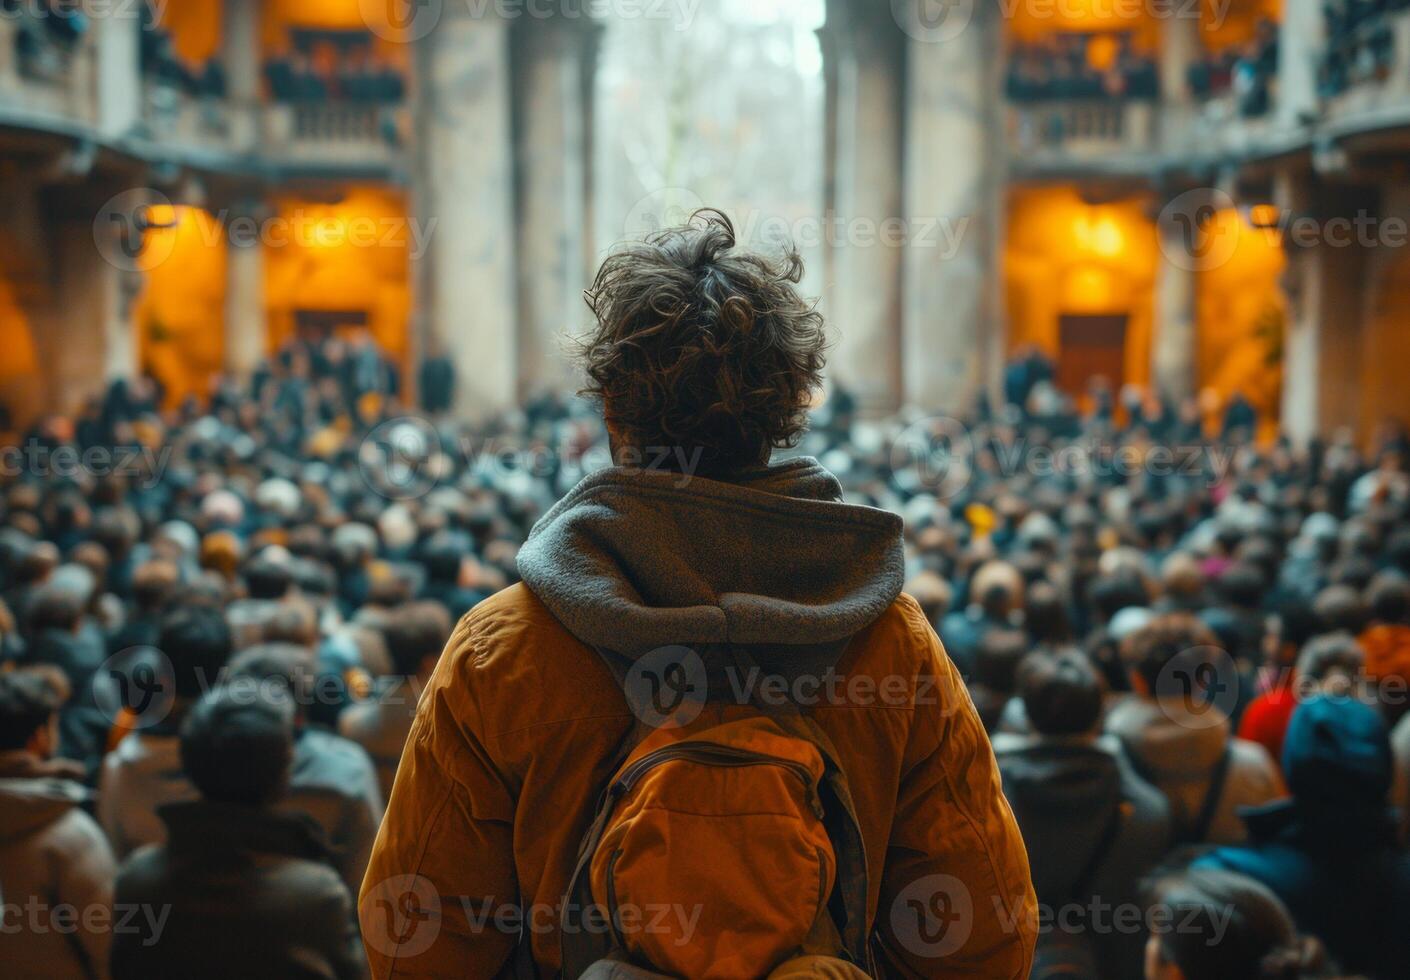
[111,679,365,980]
[0,668,116,980]
[993,649,1171,979]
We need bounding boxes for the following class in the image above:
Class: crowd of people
[2,315,1410,978]
[1006,33,1159,103]
[264,35,406,104]
[1319,0,1408,99]
[1186,20,1280,118]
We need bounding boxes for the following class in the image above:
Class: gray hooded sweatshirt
[516,456,906,667]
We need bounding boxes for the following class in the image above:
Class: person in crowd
[1240,627,1362,772]
[361,210,1038,978]
[994,650,1170,978]
[226,642,384,893]
[1195,695,1410,979]
[110,679,365,980]
[338,600,451,798]
[1106,613,1285,844]
[106,558,179,654]
[98,605,234,858]
[1142,868,1331,980]
[0,667,117,980]
[940,559,1024,678]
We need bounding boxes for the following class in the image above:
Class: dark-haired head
[1143,869,1326,980]
[180,679,294,806]
[579,209,827,473]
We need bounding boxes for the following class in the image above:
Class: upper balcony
[0,6,409,183]
[0,7,98,133]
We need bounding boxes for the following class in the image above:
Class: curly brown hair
[578,209,827,471]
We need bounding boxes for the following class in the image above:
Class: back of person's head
[1090,570,1150,623]
[420,533,466,585]
[972,560,1024,619]
[1281,694,1391,809]
[160,605,233,700]
[1022,581,1071,645]
[1293,632,1363,692]
[262,598,319,648]
[366,563,413,608]
[1311,584,1366,635]
[579,209,826,472]
[180,679,295,806]
[1143,869,1325,980]
[1159,551,1205,603]
[1016,649,1103,736]
[381,601,452,678]
[973,629,1029,694]
[1215,562,1266,610]
[0,667,67,752]
[1121,612,1221,696]
[227,642,318,711]
[242,554,294,601]
[904,571,952,628]
[25,584,84,633]
[1365,573,1410,626]
[131,558,180,613]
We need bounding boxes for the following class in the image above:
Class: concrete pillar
[514,18,592,397]
[1159,14,1201,106]
[222,0,264,151]
[93,6,142,137]
[827,0,904,413]
[224,212,266,379]
[1278,0,1324,127]
[415,8,518,421]
[1276,176,1371,443]
[1153,218,1198,403]
[37,220,138,416]
[900,0,1002,412]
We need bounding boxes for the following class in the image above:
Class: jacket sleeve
[359,631,519,980]
[59,811,118,980]
[874,613,1038,979]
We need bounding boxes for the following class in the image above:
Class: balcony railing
[261,102,405,171]
[1007,100,1158,166]
[139,78,231,150]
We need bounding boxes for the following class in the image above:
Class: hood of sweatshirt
[516,457,905,662]
[0,772,91,841]
[1105,695,1231,781]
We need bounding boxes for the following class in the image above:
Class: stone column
[415,7,518,421]
[37,218,138,416]
[900,0,1002,412]
[826,0,904,414]
[92,5,142,137]
[1153,214,1198,403]
[1278,0,1324,127]
[222,0,264,151]
[1276,175,1371,443]
[514,17,593,398]
[1159,11,1201,106]
[224,206,266,380]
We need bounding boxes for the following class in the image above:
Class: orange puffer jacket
[360,460,1036,979]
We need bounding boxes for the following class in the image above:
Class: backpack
[556,644,874,980]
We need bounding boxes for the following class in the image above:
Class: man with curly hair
[362,210,1036,978]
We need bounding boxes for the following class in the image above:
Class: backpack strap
[1189,744,1233,844]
